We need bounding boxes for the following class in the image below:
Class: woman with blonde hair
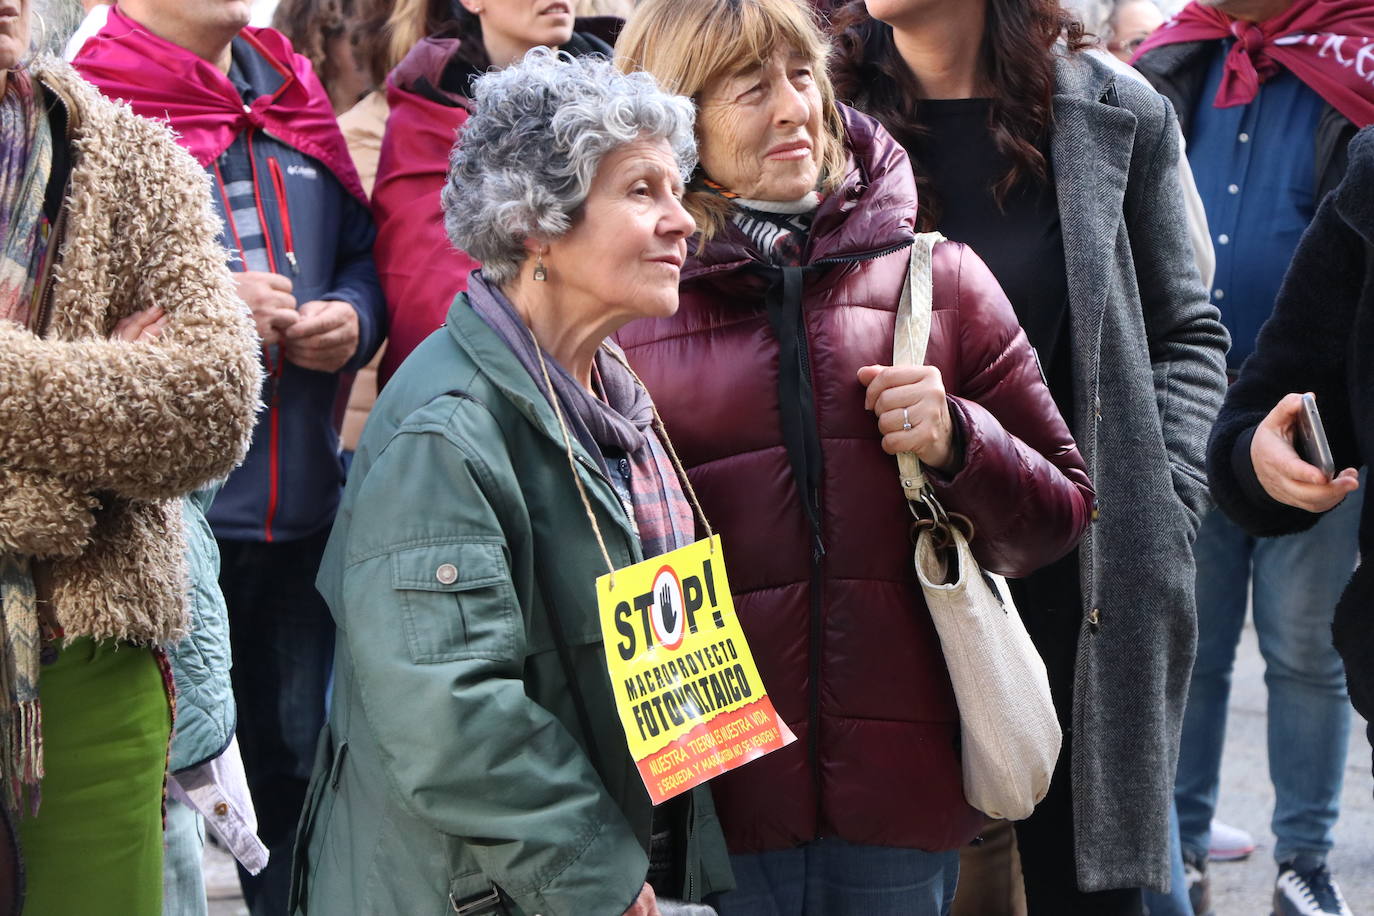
[615,0,1094,912]
[337,0,629,460]
[342,0,453,193]
[333,0,454,456]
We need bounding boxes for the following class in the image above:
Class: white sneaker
[1273,862,1353,916]
[1208,818,1256,861]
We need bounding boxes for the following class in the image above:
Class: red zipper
[267,157,298,274]
[220,140,285,543]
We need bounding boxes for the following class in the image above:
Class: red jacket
[371,25,617,386]
[618,107,1094,853]
[371,38,475,386]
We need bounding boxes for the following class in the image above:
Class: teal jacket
[169,485,234,773]
[291,298,732,915]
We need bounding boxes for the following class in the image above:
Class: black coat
[1207,126,1374,781]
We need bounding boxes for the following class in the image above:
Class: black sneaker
[1273,861,1353,916]
[1184,849,1214,916]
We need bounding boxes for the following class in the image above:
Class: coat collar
[1132,39,1215,136]
[443,296,639,542]
[388,21,620,110]
[1050,50,1138,397]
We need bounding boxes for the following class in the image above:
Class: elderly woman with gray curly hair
[290,48,733,916]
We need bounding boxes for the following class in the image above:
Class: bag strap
[893,232,946,502]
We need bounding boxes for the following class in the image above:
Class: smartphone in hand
[1295,393,1336,480]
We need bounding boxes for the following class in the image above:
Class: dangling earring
[533,251,548,282]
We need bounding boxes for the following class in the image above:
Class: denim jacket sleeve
[334,396,646,916]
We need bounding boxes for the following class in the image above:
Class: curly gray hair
[442,46,698,286]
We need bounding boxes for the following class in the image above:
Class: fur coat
[0,57,261,643]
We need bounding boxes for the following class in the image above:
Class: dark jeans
[219,530,335,916]
[1012,587,1144,916]
[718,838,959,916]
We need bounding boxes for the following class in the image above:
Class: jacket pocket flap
[389,542,507,592]
[388,541,519,664]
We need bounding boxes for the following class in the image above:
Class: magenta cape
[73,8,366,203]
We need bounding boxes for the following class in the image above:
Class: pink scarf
[72,7,366,202]
[1131,1,1374,128]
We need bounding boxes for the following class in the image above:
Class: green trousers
[18,638,170,915]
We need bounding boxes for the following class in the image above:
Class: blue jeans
[1175,499,1358,866]
[162,797,207,916]
[716,838,958,916]
[1141,804,1191,916]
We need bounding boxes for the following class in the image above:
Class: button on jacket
[618,105,1094,854]
[1184,46,1327,370]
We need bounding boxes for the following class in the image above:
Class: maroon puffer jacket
[618,106,1094,853]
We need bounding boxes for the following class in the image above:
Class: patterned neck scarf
[699,177,821,267]
[0,68,53,818]
[0,69,52,327]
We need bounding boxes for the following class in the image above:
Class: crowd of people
[0,0,1369,915]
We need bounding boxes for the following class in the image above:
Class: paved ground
[204,621,1374,915]
[206,841,245,916]
[1208,623,1373,915]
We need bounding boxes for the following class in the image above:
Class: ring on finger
[901,407,913,431]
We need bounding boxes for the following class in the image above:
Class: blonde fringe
[385,0,431,73]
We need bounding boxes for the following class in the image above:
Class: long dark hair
[829,0,1088,229]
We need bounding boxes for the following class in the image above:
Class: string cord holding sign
[525,325,718,590]
[523,327,610,775]
[527,324,622,586]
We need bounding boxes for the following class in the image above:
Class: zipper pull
[285,250,299,274]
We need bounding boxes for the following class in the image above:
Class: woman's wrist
[925,397,967,477]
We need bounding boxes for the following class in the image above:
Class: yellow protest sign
[597,535,794,804]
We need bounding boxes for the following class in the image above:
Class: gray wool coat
[1049,51,1229,892]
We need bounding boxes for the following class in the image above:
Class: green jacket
[291,298,733,916]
